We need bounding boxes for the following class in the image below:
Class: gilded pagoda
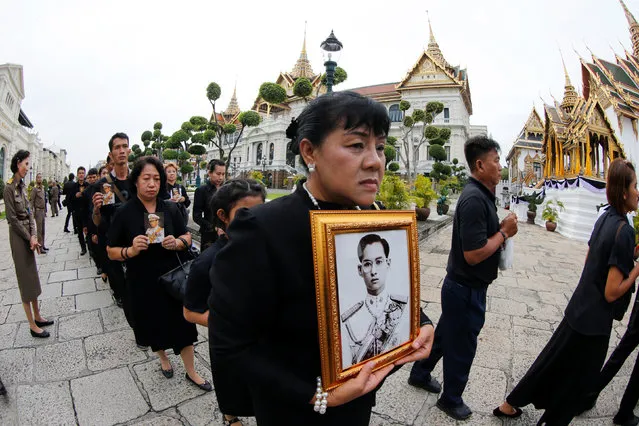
[542,0,639,181]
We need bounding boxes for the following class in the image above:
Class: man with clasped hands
[407,135,518,421]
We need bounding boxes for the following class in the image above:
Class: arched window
[256,143,263,165]
[388,104,403,122]
[269,143,274,163]
[286,142,296,167]
[0,147,4,180]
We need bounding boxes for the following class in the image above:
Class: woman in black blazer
[209,92,435,425]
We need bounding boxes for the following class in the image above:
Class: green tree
[206,82,262,176]
[500,167,509,181]
[377,174,410,209]
[293,77,313,100]
[396,100,449,183]
[259,82,287,116]
[318,67,348,94]
[141,122,168,160]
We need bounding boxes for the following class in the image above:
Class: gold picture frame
[310,210,421,390]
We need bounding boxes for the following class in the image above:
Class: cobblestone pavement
[0,209,633,425]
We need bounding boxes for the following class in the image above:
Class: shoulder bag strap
[105,174,127,204]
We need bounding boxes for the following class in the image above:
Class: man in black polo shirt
[408,135,518,420]
[62,173,75,233]
[71,166,89,255]
[193,159,225,250]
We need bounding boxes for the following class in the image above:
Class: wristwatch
[499,230,508,244]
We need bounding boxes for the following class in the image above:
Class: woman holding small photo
[209,92,435,425]
[162,162,190,226]
[107,156,210,391]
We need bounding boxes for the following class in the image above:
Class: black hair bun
[286,117,299,140]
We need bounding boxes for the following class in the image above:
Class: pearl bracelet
[313,376,328,414]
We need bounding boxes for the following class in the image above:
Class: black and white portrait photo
[335,230,411,370]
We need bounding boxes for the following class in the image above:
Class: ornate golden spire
[620,0,639,57]
[225,82,240,116]
[560,53,579,114]
[291,22,315,79]
[426,12,451,68]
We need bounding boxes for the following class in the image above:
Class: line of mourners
[4,91,639,426]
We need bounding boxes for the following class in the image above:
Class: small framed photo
[310,210,420,390]
[145,212,165,244]
[102,183,115,205]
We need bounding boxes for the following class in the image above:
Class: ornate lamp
[320,30,343,94]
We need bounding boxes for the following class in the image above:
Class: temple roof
[290,25,315,79]
[224,83,241,117]
[582,53,639,119]
[350,82,401,103]
[506,107,544,161]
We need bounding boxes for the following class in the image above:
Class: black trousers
[64,208,73,230]
[71,211,86,251]
[409,276,487,406]
[594,302,639,419]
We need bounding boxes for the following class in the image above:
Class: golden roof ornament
[225,82,240,116]
[620,0,639,57]
[426,12,451,69]
[291,22,315,79]
[560,53,579,113]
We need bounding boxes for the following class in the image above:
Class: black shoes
[64,229,70,233]
[30,329,50,338]
[436,399,472,421]
[80,249,87,256]
[161,368,174,379]
[614,414,639,426]
[0,378,6,396]
[185,373,212,391]
[408,375,441,393]
[35,319,54,327]
[493,406,523,418]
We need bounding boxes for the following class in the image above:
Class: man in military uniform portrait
[145,213,164,244]
[340,233,410,369]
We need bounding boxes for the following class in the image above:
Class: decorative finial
[620,0,638,25]
[427,10,435,43]
[302,21,307,54]
[291,22,314,78]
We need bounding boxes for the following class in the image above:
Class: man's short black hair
[77,166,86,173]
[68,173,75,181]
[87,168,98,176]
[357,234,390,262]
[208,159,226,172]
[464,136,501,172]
[108,132,129,152]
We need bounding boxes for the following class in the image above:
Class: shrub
[411,175,437,208]
[377,174,410,209]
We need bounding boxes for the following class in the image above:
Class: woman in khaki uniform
[4,150,53,338]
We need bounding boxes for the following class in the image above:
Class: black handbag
[158,238,199,301]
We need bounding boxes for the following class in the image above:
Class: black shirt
[183,236,227,314]
[193,183,217,233]
[208,182,430,422]
[62,180,76,210]
[71,180,90,224]
[565,207,636,336]
[92,172,133,245]
[446,177,501,288]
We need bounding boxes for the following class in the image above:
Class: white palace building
[0,63,70,184]
[207,20,487,188]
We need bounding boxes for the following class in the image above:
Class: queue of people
[4,92,639,426]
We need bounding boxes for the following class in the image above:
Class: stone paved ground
[0,208,634,425]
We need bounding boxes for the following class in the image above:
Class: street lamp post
[320,30,343,94]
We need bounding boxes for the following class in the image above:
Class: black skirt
[506,318,609,425]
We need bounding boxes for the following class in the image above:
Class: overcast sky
[1,0,634,169]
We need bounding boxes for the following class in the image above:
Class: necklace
[303,182,361,210]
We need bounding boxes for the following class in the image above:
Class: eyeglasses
[360,258,387,272]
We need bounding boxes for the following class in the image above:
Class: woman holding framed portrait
[209,92,435,425]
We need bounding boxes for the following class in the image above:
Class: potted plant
[377,174,410,209]
[436,187,450,215]
[541,199,565,232]
[411,175,437,221]
[527,201,537,224]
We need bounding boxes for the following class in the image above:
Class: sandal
[223,416,242,426]
[493,406,523,418]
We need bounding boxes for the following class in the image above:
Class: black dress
[506,207,636,426]
[209,182,430,425]
[108,197,197,353]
